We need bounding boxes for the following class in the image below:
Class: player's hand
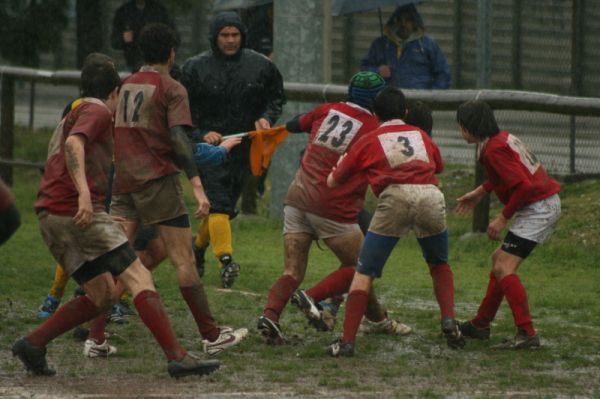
[204,131,222,145]
[254,118,270,131]
[378,65,392,78]
[487,214,508,241]
[455,186,485,215]
[74,192,93,228]
[220,136,242,152]
[192,186,210,219]
[123,30,134,44]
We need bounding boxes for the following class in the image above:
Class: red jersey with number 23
[35,99,114,215]
[479,131,560,218]
[284,102,379,223]
[333,119,443,197]
[112,68,192,194]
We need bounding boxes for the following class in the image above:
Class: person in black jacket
[111,0,174,72]
[181,11,285,288]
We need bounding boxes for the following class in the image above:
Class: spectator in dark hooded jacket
[360,4,450,89]
[181,11,285,288]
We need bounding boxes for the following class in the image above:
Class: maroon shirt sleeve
[166,81,193,129]
[332,135,369,185]
[69,104,111,143]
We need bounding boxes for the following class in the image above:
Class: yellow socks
[49,264,69,299]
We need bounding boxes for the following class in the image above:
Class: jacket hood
[386,4,425,31]
[209,11,247,55]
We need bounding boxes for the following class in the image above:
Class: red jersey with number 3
[333,119,443,197]
[35,99,114,215]
[285,102,379,223]
[479,131,560,218]
[112,68,192,194]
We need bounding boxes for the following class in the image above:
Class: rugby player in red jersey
[258,72,411,343]
[326,87,464,356]
[110,23,247,356]
[455,100,561,349]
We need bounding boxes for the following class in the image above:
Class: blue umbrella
[332,0,422,37]
[213,0,273,12]
[331,0,421,16]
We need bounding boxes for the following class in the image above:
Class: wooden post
[472,148,490,233]
[472,0,493,232]
[0,75,15,185]
[570,0,584,174]
[452,0,463,88]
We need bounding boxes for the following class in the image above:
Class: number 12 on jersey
[115,83,155,128]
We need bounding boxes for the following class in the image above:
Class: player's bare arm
[169,125,211,218]
[455,184,487,215]
[64,134,93,228]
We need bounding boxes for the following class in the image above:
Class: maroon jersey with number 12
[112,67,192,194]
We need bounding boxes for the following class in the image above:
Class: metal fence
[2,66,600,229]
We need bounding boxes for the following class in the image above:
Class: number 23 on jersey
[314,110,363,153]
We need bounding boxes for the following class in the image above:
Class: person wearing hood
[181,11,285,289]
[360,4,451,90]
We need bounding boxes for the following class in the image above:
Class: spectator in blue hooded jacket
[360,4,451,90]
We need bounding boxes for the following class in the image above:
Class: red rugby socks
[499,274,535,336]
[472,272,504,328]
[429,263,455,319]
[27,295,99,347]
[263,274,299,322]
[306,266,355,303]
[134,290,187,361]
[341,289,369,343]
[180,284,220,342]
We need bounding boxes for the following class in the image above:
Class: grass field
[1,129,600,398]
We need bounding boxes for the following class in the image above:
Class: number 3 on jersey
[378,130,429,168]
[115,83,156,128]
[314,110,363,153]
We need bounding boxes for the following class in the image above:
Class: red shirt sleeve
[298,107,319,132]
[332,135,369,184]
[501,180,534,219]
[167,81,193,129]
[69,104,111,143]
[482,180,493,192]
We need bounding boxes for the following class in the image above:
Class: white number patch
[115,83,156,129]
[507,134,540,175]
[378,130,429,168]
[314,110,363,153]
